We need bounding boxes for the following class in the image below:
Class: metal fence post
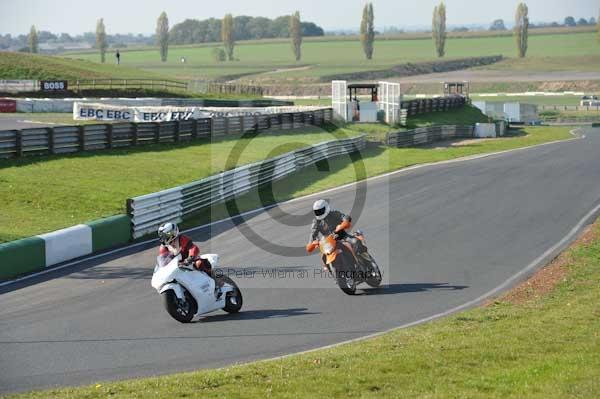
[78,126,85,151]
[174,121,180,142]
[192,119,198,139]
[47,127,54,155]
[155,123,160,143]
[240,115,244,134]
[132,123,138,146]
[106,124,113,149]
[15,130,23,157]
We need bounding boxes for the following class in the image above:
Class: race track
[1,128,600,394]
[0,114,64,130]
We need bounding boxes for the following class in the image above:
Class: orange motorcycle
[307,221,382,295]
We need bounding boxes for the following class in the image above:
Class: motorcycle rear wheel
[220,275,243,313]
[162,289,198,323]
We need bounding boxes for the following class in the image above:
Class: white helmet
[158,222,179,245]
[313,199,330,220]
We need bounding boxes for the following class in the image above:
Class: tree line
[22,4,600,63]
[169,15,324,45]
[490,15,597,31]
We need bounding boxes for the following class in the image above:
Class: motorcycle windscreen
[157,255,171,267]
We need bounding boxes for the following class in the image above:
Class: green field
[0,127,355,243]
[0,52,164,81]
[8,128,596,399]
[65,32,600,82]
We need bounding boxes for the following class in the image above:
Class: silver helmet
[313,199,330,220]
[158,222,179,245]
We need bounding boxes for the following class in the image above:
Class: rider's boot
[211,271,224,300]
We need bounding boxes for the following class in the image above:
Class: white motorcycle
[151,254,243,323]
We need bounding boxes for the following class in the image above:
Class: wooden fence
[188,80,265,96]
[71,79,188,92]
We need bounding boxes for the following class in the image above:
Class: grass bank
[0,52,164,81]
[10,197,599,399]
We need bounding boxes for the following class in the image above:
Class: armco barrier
[0,216,132,281]
[127,135,367,239]
[0,108,333,159]
[0,237,46,280]
[386,125,474,147]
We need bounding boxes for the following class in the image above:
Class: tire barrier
[401,96,468,117]
[127,135,367,239]
[0,108,333,159]
[0,215,131,280]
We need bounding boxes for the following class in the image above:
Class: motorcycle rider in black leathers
[309,199,368,269]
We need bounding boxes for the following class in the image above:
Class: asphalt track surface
[0,115,63,130]
[1,128,600,394]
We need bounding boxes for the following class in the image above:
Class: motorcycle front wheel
[162,289,198,323]
[364,253,383,288]
[333,254,357,295]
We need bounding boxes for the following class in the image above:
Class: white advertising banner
[73,102,326,123]
[73,102,207,122]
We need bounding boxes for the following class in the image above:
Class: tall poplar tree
[514,3,529,58]
[28,25,38,53]
[222,14,235,61]
[156,12,169,62]
[432,2,447,57]
[96,18,108,63]
[289,11,302,61]
[360,3,375,60]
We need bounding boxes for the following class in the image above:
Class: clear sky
[0,0,597,35]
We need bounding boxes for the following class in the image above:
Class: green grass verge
[0,127,355,243]
[10,179,598,399]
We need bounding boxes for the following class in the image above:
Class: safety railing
[127,135,366,238]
